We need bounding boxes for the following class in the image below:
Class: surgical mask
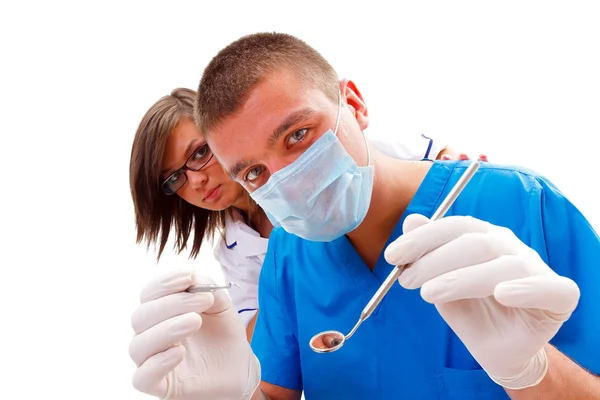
[250,95,374,242]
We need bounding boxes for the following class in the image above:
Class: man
[128,32,600,399]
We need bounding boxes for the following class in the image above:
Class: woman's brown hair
[129,88,226,260]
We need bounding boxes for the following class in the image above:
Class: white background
[1,1,598,398]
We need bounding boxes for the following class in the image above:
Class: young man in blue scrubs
[197,32,600,399]
[127,32,600,400]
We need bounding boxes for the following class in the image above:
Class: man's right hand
[129,268,261,400]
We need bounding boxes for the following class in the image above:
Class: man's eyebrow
[267,108,316,147]
[228,159,254,180]
[228,108,317,179]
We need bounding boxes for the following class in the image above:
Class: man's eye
[288,129,307,146]
[245,166,264,182]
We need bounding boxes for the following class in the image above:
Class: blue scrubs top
[251,160,600,400]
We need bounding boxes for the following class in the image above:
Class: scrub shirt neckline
[335,161,457,298]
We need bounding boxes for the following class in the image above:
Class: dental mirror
[309,161,481,354]
[309,330,346,353]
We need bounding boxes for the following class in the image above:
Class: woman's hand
[438,147,488,162]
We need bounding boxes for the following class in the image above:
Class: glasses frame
[161,144,214,195]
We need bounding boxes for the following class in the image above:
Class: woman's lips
[203,185,221,201]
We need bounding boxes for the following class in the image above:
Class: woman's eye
[288,129,307,146]
[193,146,209,160]
[167,172,182,184]
[245,165,264,182]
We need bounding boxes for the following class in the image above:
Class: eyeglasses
[161,144,214,195]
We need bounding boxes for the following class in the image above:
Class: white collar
[223,209,269,258]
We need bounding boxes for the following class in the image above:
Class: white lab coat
[213,209,268,327]
[213,133,447,328]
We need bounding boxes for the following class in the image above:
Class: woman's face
[160,117,245,211]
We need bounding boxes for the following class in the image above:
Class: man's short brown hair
[195,32,339,134]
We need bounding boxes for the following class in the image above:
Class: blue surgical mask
[250,97,374,242]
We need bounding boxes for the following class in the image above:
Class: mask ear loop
[334,90,371,167]
[333,91,342,133]
[361,120,371,167]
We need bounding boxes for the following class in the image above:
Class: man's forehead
[244,68,333,110]
[206,70,333,172]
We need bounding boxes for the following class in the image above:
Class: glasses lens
[186,145,213,171]
[162,172,186,195]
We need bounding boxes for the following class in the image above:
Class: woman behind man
[129,88,484,340]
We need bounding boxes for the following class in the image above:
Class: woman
[129,88,485,341]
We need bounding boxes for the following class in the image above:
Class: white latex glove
[128,269,261,400]
[384,214,580,390]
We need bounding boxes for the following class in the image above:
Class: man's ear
[339,79,369,130]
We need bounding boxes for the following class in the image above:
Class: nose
[267,154,299,175]
[186,169,209,190]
